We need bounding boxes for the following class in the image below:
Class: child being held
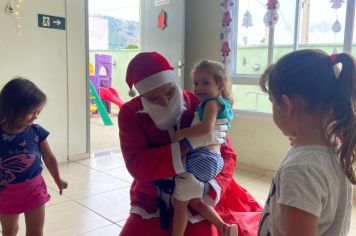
[171,60,237,236]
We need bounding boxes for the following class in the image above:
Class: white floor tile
[78,153,126,171]
[78,224,122,236]
[116,220,127,227]
[76,188,131,222]
[103,166,133,183]
[47,172,130,199]
[16,202,111,236]
[46,186,71,206]
[42,161,98,184]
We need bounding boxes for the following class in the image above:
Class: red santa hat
[126,52,175,96]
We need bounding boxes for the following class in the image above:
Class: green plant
[126,44,139,49]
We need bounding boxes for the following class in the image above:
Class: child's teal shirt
[196,97,234,127]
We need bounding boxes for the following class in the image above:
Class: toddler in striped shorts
[171,60,237,236]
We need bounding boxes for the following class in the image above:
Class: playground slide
[99,87,124,108]
[89,81,113,126]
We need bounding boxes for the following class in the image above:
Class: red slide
[99,87,124,108]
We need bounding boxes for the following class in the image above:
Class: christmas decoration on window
[263,0,279,28]
[330,0,345,9]
[241,1,253,46]
[330,0,345,53]
[242,11,253,28]
[157,9,167,30]
[5,0,23,35]
[222,11,232,27]
[220,0,235,71]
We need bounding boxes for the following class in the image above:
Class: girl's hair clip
[330,54,338,64]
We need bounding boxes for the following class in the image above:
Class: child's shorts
[186,148,224,182]
[174,172,206,201]
[0,175,51,215]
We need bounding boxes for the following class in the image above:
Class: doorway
[87,0,186,153]
[88,0,140,152]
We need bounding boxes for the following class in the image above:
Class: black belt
[155,179,175,230]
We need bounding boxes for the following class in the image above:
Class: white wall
[66,0,88,157]
[185,0,289,172]
[0,0,88,162]
[229,113,289,171]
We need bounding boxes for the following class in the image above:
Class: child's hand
[55,179,68,195]
[172,132,183,142]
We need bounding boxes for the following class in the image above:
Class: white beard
[140,87,186,131]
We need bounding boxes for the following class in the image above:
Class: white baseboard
[236,162,276,177]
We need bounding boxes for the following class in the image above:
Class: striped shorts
[185,148,224,182]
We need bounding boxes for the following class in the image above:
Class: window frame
[231,0,356,103]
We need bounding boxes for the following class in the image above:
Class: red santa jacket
[118,90,237,214]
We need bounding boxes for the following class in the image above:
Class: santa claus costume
[118,52,262,236]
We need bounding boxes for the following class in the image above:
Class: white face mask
[140,87,186,131]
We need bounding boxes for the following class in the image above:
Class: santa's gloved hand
[184,118,228,150]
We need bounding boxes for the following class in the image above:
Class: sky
[88,0,139,21]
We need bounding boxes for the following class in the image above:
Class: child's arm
[40,140,68,195]
[281,205,318,236]
[172,100,220,142]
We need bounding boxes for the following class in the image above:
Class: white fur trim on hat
[135,70,175,94]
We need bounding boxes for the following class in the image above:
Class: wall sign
[38,14,66,30]
[155,0,170,7]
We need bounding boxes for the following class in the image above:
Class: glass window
[232,0,353,113]
[298,0,346,54]
[236,0,268,75]
[232,85,271,113]
[273,0,296,61]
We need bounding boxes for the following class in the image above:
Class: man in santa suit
[118,52,262,236]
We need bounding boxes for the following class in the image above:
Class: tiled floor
[1,114,355,235]
[3,150,354,235]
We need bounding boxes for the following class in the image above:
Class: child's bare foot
[220,223,238,236]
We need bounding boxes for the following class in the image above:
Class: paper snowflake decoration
[330,0,345,9]
[242,10,253,28]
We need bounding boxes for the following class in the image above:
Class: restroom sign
[38,14,66,30]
